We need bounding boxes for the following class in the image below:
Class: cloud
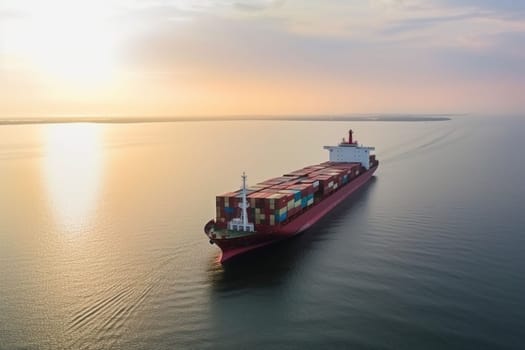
[124,13,525,84]
[234,0,286,12]
[380,11,489,35]
[2,0,525,115]
[438,0,525,17]
[0,9,26,20]
[361,1,525,55]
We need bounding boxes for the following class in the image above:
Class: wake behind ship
[204,130,379,263]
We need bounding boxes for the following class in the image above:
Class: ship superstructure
[324,130,375,169]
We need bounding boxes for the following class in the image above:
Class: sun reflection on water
[43,124,104,231]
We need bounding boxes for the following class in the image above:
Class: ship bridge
[323,129,375,169]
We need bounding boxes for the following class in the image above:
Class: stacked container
[215,162,365,229]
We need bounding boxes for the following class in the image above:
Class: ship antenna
[240,172,249,231]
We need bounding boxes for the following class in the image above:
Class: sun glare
[4,0,118,87]
[43,124,104,231]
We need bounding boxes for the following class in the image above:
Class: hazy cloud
[380,12,489,35]
[438,0,525,16]
[1,0,524,115]
[0,9,26,19]
[234,0,286,12]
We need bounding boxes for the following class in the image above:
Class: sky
[1,0,524,117]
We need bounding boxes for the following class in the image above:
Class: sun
[3,0,119,87]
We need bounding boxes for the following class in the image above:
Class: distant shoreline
[0,115,454,126]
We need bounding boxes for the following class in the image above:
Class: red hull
[206,164,378,263]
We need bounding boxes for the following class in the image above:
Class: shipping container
[276,212,287,223]
[214,157,372,230]
[277,207,287,215]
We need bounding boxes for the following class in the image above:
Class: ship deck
[212,228,256,239]
[209,163,378,241]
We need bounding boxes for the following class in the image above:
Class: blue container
[279,212,287,222]
[294,191,301,201]
[225,207,235,214]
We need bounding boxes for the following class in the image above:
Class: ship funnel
[348,129,353,144]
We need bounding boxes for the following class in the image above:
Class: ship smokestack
[348,129,353,144]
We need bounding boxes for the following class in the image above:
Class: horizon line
[0,113,461,126]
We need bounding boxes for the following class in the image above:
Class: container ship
[204,130,379,263]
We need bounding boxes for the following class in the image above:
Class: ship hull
[206,164,378,263]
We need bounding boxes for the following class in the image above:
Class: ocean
[1,116,524,349]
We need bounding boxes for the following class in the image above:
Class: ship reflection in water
[42,123,104,231]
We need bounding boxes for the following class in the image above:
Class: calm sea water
[1,117,524,349]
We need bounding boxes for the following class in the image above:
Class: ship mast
[227,172,254,232]
[240,172,249,230]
